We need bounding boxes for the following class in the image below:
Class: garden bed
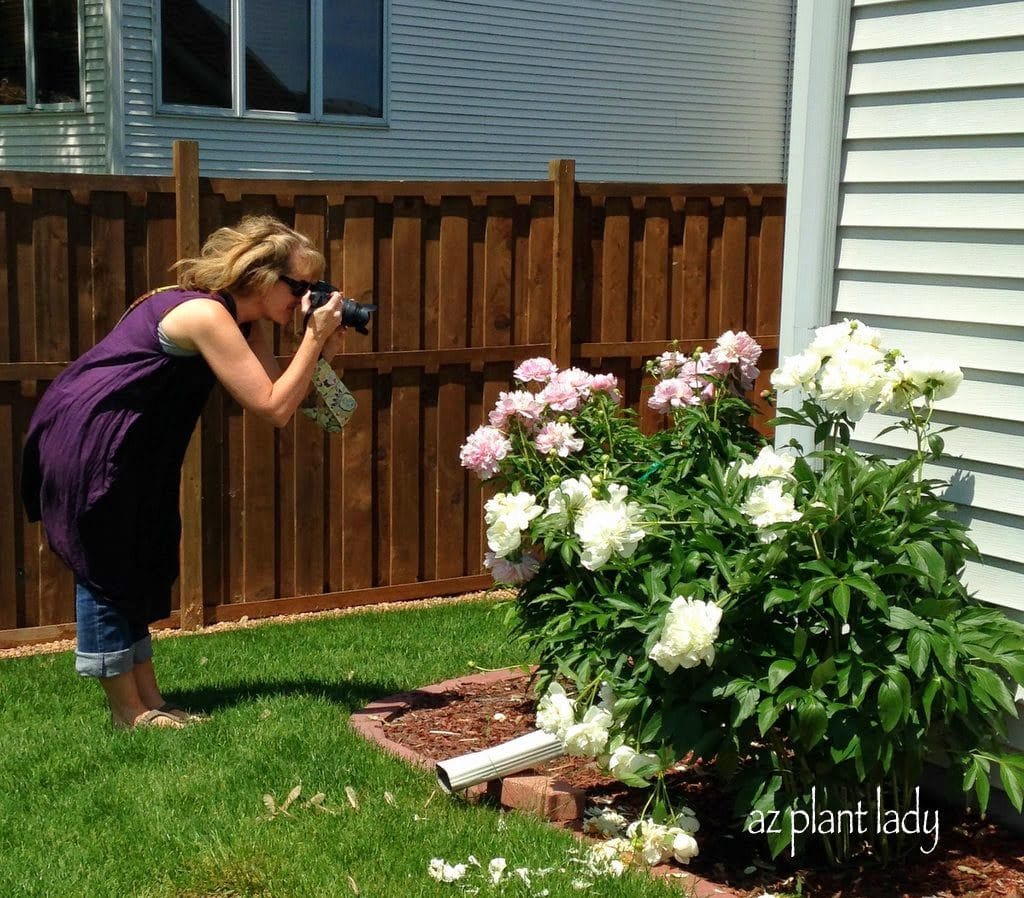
[375,669,1024,898]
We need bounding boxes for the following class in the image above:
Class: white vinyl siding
[118,0,795,181]
[0,0,108,172]
[834,0,1024,628]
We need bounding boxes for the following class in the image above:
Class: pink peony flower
[552,367,594,397]
[484,549,541,584]
[459,425,512,480]
[648,377,700,413]
[590,373,622,402]
[514,357,559,384]
[715,330,762,367]
[489,390,546,430]
[537,379,581,412]
[534,421,585,457]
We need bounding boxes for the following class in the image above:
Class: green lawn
[0,599,687,898]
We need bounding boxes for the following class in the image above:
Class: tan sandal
[111,709,186,730]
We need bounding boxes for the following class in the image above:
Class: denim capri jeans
[75,581,153,677]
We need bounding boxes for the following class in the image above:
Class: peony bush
[460,323,1024,867]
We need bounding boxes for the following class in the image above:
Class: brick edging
[349,667,744,898]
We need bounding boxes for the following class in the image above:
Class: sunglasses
[279,274,312,297]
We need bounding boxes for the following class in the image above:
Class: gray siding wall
[120,0,794,181]
[835,0,1024,626]
[0,0,109,172]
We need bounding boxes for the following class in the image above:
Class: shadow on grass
[164,677,405,717]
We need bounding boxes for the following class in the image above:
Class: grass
[0,599,691,898]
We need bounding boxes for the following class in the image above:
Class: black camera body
[306,281,378,335]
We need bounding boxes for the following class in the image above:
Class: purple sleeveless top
[21,288,250,623]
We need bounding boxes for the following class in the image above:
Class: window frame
[0,0,86,115]
[154,0,388,126]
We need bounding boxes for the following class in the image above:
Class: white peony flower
[485,520,525,558]
[583,807,629,837]
[737,446,796,481]
[770,350,821,392]
[586,839,629,877]
[484,491,543,530]
[544,476,595,521]
[810,318,883,360]
[649,596,723,673]
[484,492,543,558]
[667,828,700,864]
[487,857,507,885]
[428,859,467,882]
[574,484,646,570]
[741,481,803,540]
[607,745,660,781]
[564,705,613,757]
[816,341,889,420]
[902,358,964,402]
[535,682,576,742]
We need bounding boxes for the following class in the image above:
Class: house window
[159,0,384,120]
[0,0,82,109]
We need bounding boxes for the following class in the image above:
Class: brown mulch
[383,671,1024,898]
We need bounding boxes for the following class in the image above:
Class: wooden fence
[0,143,785,647]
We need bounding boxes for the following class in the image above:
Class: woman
[21,216,345,729]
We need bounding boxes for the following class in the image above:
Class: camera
[305,281,378,335]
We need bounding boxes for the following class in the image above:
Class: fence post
[549,159,575,369]
[173,140,204,631]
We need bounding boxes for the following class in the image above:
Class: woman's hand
[302,291,344,346]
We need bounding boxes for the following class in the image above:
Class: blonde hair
[174,215,325,296]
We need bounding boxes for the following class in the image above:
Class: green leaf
[887,607,924,631]
[765,588,797,611]
[878,678,904,732]
[926,632,957,678]
[922,678,940,725]
[757,696,782,737]
[847,575,889,615]
[795,697,827,748]
[974,760,991,815]
[967,665,1019,717]
[768,659,797,692]
[792,628,808,660]
[1001,763,1024,812]
[811,658,836,690]
[904,541,947,583]
[832,582,851,621]
[733,687,760,727]
[908,630,931,677]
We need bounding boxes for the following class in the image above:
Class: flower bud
[601,454,611,463]
[558,415,569,424]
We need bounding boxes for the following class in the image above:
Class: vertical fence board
[199,193,226,605]
[33,190,74,624]
[421,205,441,581]
[526,197,553,345]
[89,193,127,351]
[325,202,346,590]
[682,198,709,339]
[239,198,278,601]
[374,202,393,587]
[291,195,327,596]
[340,197,376,590]
[436,199,470,578]
[388,196,422,584]
[720,197,748,332]
[70,195,90,358]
